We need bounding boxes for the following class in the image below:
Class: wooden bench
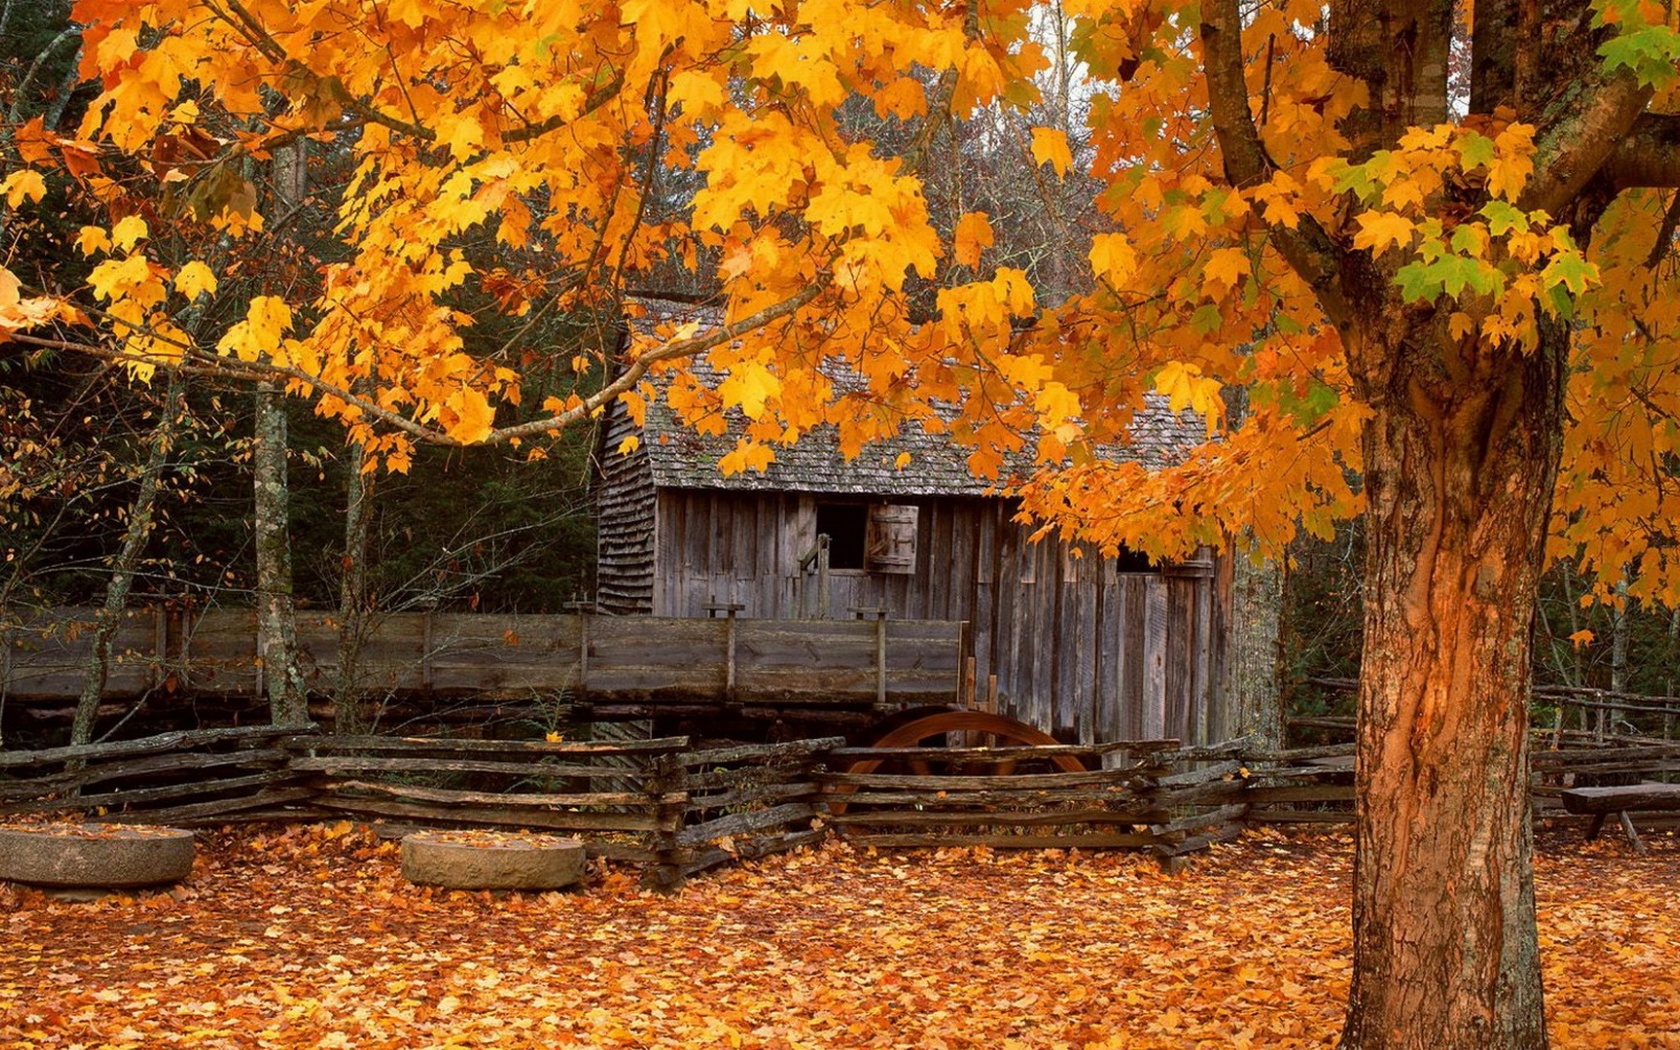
[1559,782,1680,854]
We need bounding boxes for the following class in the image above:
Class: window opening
[816,503,869,570]
[1114,546,1155,574]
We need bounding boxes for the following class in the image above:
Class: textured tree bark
[254,139,309,729]
[1227,547,1285,748]
[1338,316,1565,1050]
[334,439,372,734]
[253,380,308,728]
[72,368,185,746]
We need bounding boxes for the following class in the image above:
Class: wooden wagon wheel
[826,711,1087,816]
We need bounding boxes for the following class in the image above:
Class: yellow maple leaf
[718,361,780,420]
[1352,211,1416,258]
[0,267,57,333]
[75,225,111,257]
[447,388,497,444]
[215,295,293,362]
[718,439,775,474]
[872,76,927,120]
[953,211,994,269]
[174,261,219,299]
[111,214,149,252]
[1,170,46,208]
[1488,124,1537,200]
[1154,360,1224,423]
[87,254,161,304]
[1088,232,1138,286]
[1202,247,1251,295]
[1030,127,1073,178]
[1258,196,1300,229]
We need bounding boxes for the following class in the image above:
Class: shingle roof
[628,299,1206,497]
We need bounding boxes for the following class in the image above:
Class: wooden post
[578,614,589,705]
[1618,810,1647,855]
[562,599,594,706]
[704,599,745,704]
[0,624,11,748]
[850,606,891,710]
[420,608,434,697]
[726,613,736,703]
[962,656,977,710]
[1143,579,1168,739]
[644,751,689,892]
[818,542,832,619]
[150,606,166,694]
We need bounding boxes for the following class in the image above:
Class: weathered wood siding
[595,408,658,614]
[647,489,1228,745]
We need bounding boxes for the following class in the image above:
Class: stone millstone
[400,832,586,890]
[0,825,195,889]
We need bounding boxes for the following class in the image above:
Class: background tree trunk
[71,368,185,745]
[253,138,309,729]
[1226,546,1285,748]
[253,380,307,727]
[334,440,372,733]
[1339,318,1565,1049]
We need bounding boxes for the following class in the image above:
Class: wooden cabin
[595,354,1237,746]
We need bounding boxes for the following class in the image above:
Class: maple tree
[4,0,1680,1045]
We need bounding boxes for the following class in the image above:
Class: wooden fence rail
[0,728,843,888]
[5,730,1678,885]
[1243,734,1680,825]
[818,739,1248,862]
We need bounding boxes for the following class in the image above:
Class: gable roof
[627,300,1207,498]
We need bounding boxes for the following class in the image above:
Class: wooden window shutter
[865,504,918,574]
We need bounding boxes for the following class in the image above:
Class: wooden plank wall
[649,490,1228,745]
[1,610,963,709]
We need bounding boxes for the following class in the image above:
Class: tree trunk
[71,368,185,746]
[1339,318,1565,1049]
[254,138,309,729]
[334,439,372,734]
[1226,547,1285,748]
[253,381,308,727]
[1599,574,1626,735]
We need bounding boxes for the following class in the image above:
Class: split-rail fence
[4,728,1676,885]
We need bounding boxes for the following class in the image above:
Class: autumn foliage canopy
[0,0,1671,604]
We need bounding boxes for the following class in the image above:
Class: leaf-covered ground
[1,824,1675,1048]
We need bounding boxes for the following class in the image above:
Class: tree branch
[1521,71,1653,214]
[487,279,829,444]
[11,281,828,449]
[1197,0,1351,323]
[1644,191,1680,269]
[1602,111,1680,189]
[204,0,629,153]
